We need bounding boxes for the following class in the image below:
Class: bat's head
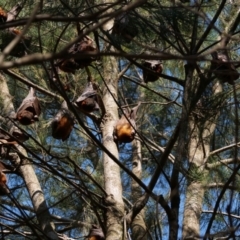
[17,110,35,125]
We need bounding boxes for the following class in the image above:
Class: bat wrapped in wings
[73,36,99,69]
[211,51,239,85]
[0,4,32,57]
[15,87,41,125]
[113,102,141,143]
[75,82,100,113]
[142,60,163,83]
[112,12,138,43]
[51,101,75,141]
[57,36,98,73]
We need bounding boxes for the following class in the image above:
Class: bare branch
[206,158,240,169]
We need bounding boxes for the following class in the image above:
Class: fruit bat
[113,102,141,143]
[75,82,99,113]
[211,51,239,85]
[1,28,32,57]
[6,4,22,22]
[87,225,105,240]
[51,101,75,141]
[73,36,99,68]
[15,87,41,125]
[0,5,31,57]
[0,7,7,22]
[112,13,138,43]
[0,161,11,195]
[143,60,163,83]
[57,36,98,73]
[58,58,79,74]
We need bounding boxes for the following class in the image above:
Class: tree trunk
[182,81,223,239]
[102,53,125,239]
[0,72,59,239]
[101,8,125,237]
[131,138,148,240]
[169,63,196,240]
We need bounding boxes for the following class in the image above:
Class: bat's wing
[76,82,97,103]
[16,88,41,120]
[32,97,41,119]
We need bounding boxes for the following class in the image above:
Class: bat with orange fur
[51,101,75,141]
[0,161,11,195]
[87,225,104,240]
[113,102,141,143]
[0,7,7,22]
[15,87,41,125]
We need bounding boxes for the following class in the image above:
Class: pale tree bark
[101,3,124,238]
[182,81,222,239]
[0,72,59,239]
[102,53,125,239]
[131,138,148,240]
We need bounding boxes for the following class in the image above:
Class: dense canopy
[0,0,240,240]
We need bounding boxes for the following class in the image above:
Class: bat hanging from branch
[142,60,163,83]
[211,51,239,85]
[113,102,141,143]
[51,101,75,141]
[112,12,138,43]
[57,36,99,73]
[15,87,41,125]
[74,82,100,113]
[0,4,32,57]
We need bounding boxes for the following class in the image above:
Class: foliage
[0,0,240,239]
